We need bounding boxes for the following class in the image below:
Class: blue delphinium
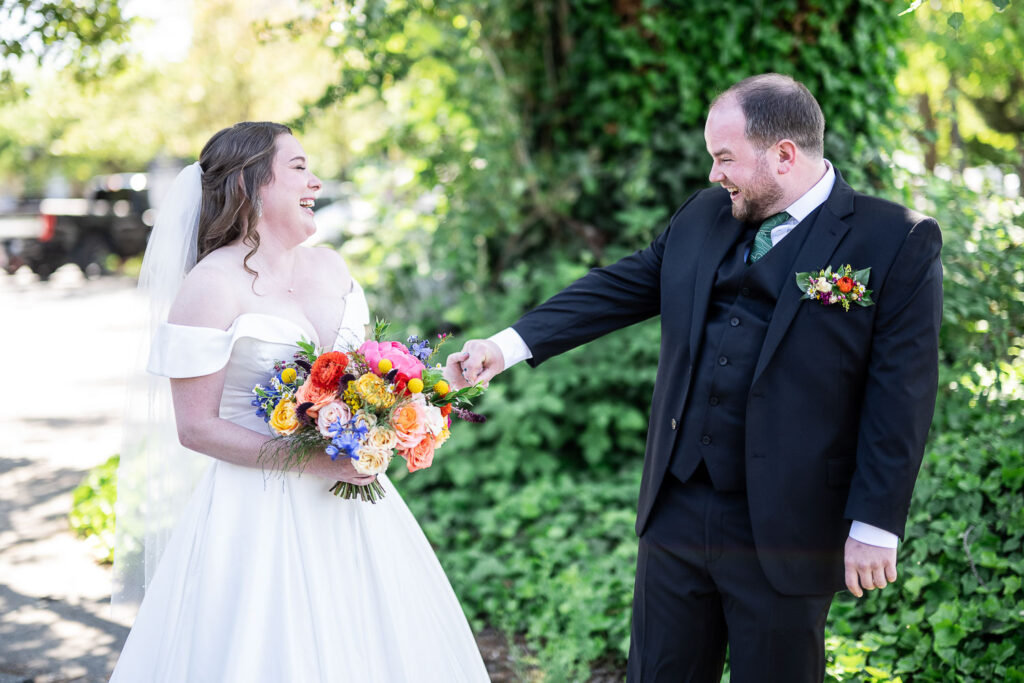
[325,417,370,460]
[406,335,432,363]
[252,384,283,423]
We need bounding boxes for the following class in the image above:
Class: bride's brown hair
[197,121,291,275]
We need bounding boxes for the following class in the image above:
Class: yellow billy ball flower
[433,380,450,396]
[378,359,393,374]
[280,367,297,384]
[407,378,424,394]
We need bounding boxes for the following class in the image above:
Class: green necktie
[748,211,791,264]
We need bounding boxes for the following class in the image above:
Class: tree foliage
[291,0,905,308]
[898,0,1024,174]
[0,0,133,86]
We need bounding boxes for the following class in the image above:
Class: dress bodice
[147,281,370,434]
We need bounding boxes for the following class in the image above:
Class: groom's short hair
[713,73,825,158]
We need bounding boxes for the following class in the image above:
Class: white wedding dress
[111,282,489,683]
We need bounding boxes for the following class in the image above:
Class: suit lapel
[752,175,856,384]
[689,207,747,353]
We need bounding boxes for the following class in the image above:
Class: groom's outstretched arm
[446,338,506,388]
[447,195,704,389]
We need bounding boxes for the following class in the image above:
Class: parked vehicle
[0,172,154,280]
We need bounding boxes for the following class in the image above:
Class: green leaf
[948,12,965,31]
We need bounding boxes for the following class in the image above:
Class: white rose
[367,425,399,451]
[815,278,832,293]
[316,401,352,437]
[423,405,445,436]
[352,446,391,475]
[352,409,378,432]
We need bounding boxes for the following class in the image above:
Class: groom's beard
[732,156,784,224]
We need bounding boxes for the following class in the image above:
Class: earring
[254,195,263,218]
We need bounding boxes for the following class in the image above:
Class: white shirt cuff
[849,521,899,548]
[488,327,532,369]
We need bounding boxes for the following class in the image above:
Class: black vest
[669,212,818,491]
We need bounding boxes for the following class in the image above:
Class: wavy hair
[196,121,291,276]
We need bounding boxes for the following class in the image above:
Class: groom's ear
[772,139,798,175]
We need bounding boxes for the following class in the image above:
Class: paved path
[0,266,138,682]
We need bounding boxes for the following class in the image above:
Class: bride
[110,121,489,682]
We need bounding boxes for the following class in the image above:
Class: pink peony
[400,434,436,473]
[358,340,425,380]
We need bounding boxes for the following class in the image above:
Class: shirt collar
[783,159,835,222]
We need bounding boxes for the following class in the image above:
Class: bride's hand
[308,451,378,485]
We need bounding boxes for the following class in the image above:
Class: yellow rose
[268,398,300,435]
[355,373,396,409]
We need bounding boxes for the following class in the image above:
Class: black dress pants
[627,470,834,683]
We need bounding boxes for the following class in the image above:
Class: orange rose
[392,398,428,448]
[401,434,436,472]
[837,276,854,293]
[295,380,338,419]
[309,351,349,389]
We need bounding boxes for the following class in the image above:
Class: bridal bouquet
[252,321,485,502]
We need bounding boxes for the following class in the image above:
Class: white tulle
[110,284,489,682]
[113,162,208,615]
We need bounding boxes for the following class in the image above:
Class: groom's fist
[445,339,504,389]
[844,536,898,598]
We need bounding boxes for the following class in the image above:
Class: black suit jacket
[512,171,943,595]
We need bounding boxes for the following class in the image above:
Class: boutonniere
[794,264,874,311]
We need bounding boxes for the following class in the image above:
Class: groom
[447,73,942,681]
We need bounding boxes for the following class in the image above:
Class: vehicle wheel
[33,263,53,281]
[72,235,112,279]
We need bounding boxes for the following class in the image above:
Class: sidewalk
[0,268,137,682]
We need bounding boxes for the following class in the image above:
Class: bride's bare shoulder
[305,246,352,291]
[167,248,244,328]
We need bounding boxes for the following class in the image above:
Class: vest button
[709,396,719,406]
[701,434,712,445]
[741,287,751,296]
[718,355,728,366]
[671,418,677,430]
[730,317,740,327]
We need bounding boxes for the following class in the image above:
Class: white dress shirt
[488,160,898,549]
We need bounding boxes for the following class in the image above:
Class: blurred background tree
[10,0,1022,679]
[0,0,133,85]
[898,0,1024,175]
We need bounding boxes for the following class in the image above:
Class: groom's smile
[705,98,785,223]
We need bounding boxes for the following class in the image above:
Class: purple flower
[406,335,433,363]
[326,417,370,460]
[452,406,487,423]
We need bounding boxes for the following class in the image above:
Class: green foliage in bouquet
[68,453,120,564]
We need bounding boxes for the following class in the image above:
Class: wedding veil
[112,162,210,616]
